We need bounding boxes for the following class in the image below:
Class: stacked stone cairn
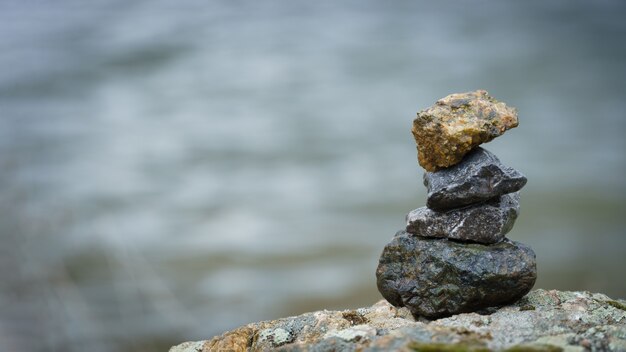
[376,90,537,319]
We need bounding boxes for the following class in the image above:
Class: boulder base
[376,230,536,318]
[170,290,626,352]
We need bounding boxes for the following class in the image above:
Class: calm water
[1,1,625,351]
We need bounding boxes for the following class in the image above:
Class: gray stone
[424,147,527,211]
[406,192,520,244]
[171,290,626,351]
[376,230,536,319]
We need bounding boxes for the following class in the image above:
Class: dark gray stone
[376,230,536,319]
[424,147,527,211]
[406,192,520,244]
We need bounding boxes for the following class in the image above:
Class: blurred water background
[1,1,625,351]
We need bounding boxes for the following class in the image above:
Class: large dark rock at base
[424,147,527,211]
[406,192,520,244]
[376,231,536,319]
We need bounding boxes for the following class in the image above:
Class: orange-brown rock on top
[412,90,518,171]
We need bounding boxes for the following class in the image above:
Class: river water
[1,1,625,351]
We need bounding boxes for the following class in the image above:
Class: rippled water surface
[1,1,625,351]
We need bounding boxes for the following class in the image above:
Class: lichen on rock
[412,90,518,171]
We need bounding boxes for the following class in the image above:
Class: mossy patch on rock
[503,344,563,352]
[607,300,626,311]
[410,341,491,352]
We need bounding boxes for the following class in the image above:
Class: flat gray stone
[406,192,520,244]
[424,147,527,211]
[376,230,537,319]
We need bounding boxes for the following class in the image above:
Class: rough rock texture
[412,90,519,171]
[377,230,535,318]
[406,193,520,244]
[170,290,626,352]
[424,147,527,211]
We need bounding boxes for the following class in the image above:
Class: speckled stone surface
[376,230,536,319]
[412,90,518,171]
[424,147,527,211]
[406,192,520,244]
[170,290,626,352]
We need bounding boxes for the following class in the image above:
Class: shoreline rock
[170,290,626,352]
